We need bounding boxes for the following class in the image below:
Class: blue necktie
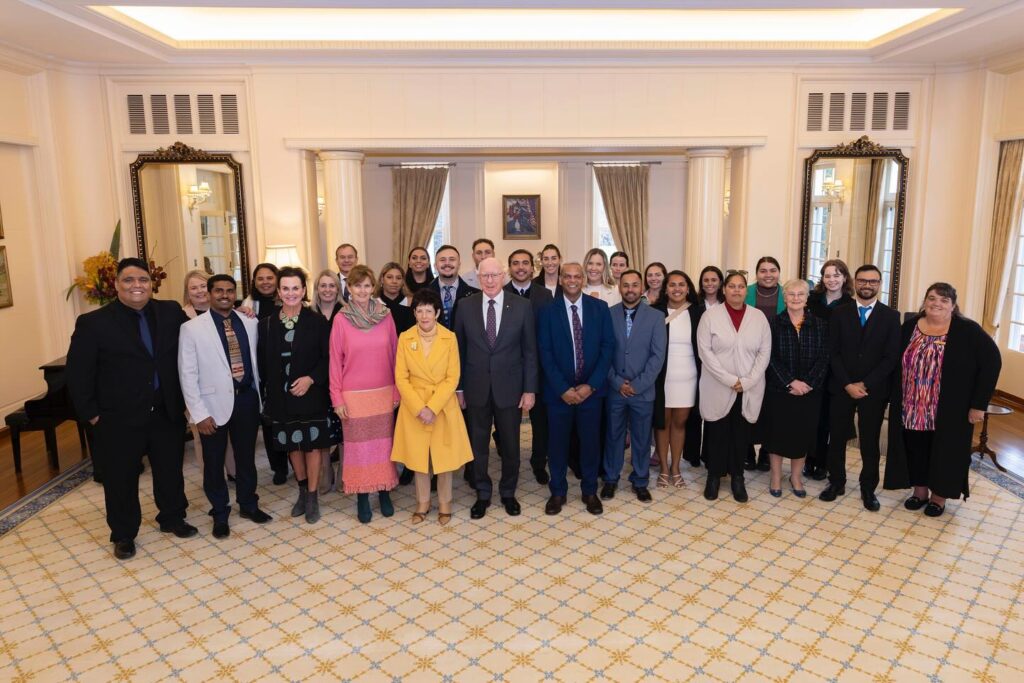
[443,285,454,324]
[858,305,870,327]
[136,310,159,390]
[625,308,635,339]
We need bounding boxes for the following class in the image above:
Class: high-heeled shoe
[411,507,429,524]
[437,510,452,526]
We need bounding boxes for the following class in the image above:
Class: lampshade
[264,244,303,269]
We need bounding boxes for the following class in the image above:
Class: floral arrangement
[66,221,169,306]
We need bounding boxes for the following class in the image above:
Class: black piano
[5,356,90,473]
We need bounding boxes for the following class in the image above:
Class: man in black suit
[505,248,554,484]
[821,264,901,511]
[428,244,479,329]
[67,258,197,560]
[456,257,538,518]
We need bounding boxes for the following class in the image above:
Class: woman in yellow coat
[392,288,473,525]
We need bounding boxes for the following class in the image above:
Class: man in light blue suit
[601,270,667,502]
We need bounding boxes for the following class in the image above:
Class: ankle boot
[291,480,308,517]
[704,475,720,501]
[379,491,394,517]
[305,491,320,524]
[731,476,749,503]
[357,493,372,523]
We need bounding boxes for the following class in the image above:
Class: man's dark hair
[854,264,882,278]
[436,244,460,257]
[116,257,149,276]
[472,238,495,251]
[508,249,534,267]
[335,243,358,257]
[619,269,643,283]
[411,287,443,314]
[207,274,237,291]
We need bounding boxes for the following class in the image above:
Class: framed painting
[0,246,12,308]
[502,194,541,239]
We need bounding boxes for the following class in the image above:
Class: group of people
[66,237,1002,561]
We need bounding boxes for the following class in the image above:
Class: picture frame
[502,194,541,239]
[0,246,12,308]
[0,200,4,239]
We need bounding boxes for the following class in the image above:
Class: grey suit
[454,291,539,499]
[602,302,667,488]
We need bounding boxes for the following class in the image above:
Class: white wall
[483,162,559,263]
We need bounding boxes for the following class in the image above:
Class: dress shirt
[510,281,532,297]
[857,300,876,323]
[482,290,505,336]
[211,309,254,390]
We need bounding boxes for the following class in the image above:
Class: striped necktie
[223,317,245,380]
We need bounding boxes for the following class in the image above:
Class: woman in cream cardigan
[391,288,473,525]
[697,270,772,503]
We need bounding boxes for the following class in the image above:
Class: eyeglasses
[479,273,503,280]
[855,278,881,286]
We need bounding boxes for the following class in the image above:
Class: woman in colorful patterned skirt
[330,265,400,523]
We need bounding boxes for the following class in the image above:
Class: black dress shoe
[272,471,288,485]
[159,522,199,538]
[501,497,521,516]
[904,495,928,511]
[398,468,415,486]
[744,456,757,471]
[731,477,749,503]
[240,508,272,524]
[810,468,829,481]
[113,540,136,560]
[600,483,617,500]
[756,454,770,472]
[582,494,604,515]
[545,495,565,515]
[533,467,550,485]
[212,521,230,539]
[862,492,881,512]
[633,486,652,502]
[470,499,490,519]
[924,501,945,517]
[704,476,720,500]
[819,484,845,502]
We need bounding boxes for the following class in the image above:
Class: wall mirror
[130,142,250,299]
[799,136,908,307]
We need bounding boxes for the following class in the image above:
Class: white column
[319,151,366,264]
[685,147,729,275]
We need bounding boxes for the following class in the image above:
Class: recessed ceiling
[91,6,948,47]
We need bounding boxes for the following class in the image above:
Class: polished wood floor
[2,409,1023,511]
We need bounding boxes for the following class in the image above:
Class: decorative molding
[0,133,40,147]
[830,135,891,155]
[287,136,769,153]
[149,141,208,161]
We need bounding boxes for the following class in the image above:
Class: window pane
[1010,323,1024,353]
[1013,294,1024,324]
[592,171,617,256]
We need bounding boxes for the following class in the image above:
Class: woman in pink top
[330,265,400,523]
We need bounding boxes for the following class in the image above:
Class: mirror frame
[129,141,251,297]
[799,135,909,308]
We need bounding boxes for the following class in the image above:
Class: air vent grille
[893,92,910,131]
[221,94,239,134]
[174,94,193,134]
[807,92,824,132]
[127,94,146,134]
[150,94,169,134]
[828,93,845,132]
[871,92,889,131]
[850,93,867,131]
[197,94,216,134]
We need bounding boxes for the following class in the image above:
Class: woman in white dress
[654,271,703,487]
[582,248,621,306]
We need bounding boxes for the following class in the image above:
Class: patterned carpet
[1,428,1022,683]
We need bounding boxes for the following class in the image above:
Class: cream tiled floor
[1,431,1022,682]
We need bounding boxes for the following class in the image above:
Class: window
[418,168,451,263]
[877,162,898,303]
[808,165,836,283]
[592,169,617,257]
[1008,209,1024,352]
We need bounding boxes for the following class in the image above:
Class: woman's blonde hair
[374,262,412,300]
[182,270,210,307]
[583,248,615,288]
[311,269,341,312]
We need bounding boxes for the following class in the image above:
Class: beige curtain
[982,140,1024,334]
[594,165,649,264]
[392,166,449,263]
[862,159,885,265]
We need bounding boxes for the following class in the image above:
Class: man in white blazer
[179,274,271,539]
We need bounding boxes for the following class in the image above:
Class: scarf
[341,298,390,331]
[251,291,279,320]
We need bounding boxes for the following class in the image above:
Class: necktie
[519,288,527,297]
[625,308,635,339]
[443,285,454,324]
[341,281,350,303]
[858,305,870,327]
[486,299,497,349]
[571,304,584,383]
[223,317,245,380]
[136,310,159,390]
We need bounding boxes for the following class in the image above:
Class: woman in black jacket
[258,267,337,524]
[885,283,1001,516]
[653,270,704,486]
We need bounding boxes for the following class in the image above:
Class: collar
[858,300,876,310]
[439,277,458,288]
[484,290,504,306]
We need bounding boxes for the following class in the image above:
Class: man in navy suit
[537,262,614,515]
[428,244,479,329]
[601,271,667,502]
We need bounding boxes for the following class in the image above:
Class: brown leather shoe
[545,495,565,515]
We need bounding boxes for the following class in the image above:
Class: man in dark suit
[334,243,359,302]
[455,257,538,518]
[428,244,479,329]
[821,264,901,511]
[537,262,614,516]
[602,271,667,502]
[505,248,554,484]
[67,258,197,560]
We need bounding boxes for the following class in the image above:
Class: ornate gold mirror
[130,142,250,299]
[799,136,909,307]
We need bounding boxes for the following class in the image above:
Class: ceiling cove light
[93,6,949,46]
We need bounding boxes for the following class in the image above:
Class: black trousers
[529,400,548,472]
[827,392,887,492]
[903,429,935,488]
[467,393,522,500]
[200,387,260,522]
[94,404,187,542]
[704,399,752,478]
[808,389,832,472]
[261,421,289,478]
